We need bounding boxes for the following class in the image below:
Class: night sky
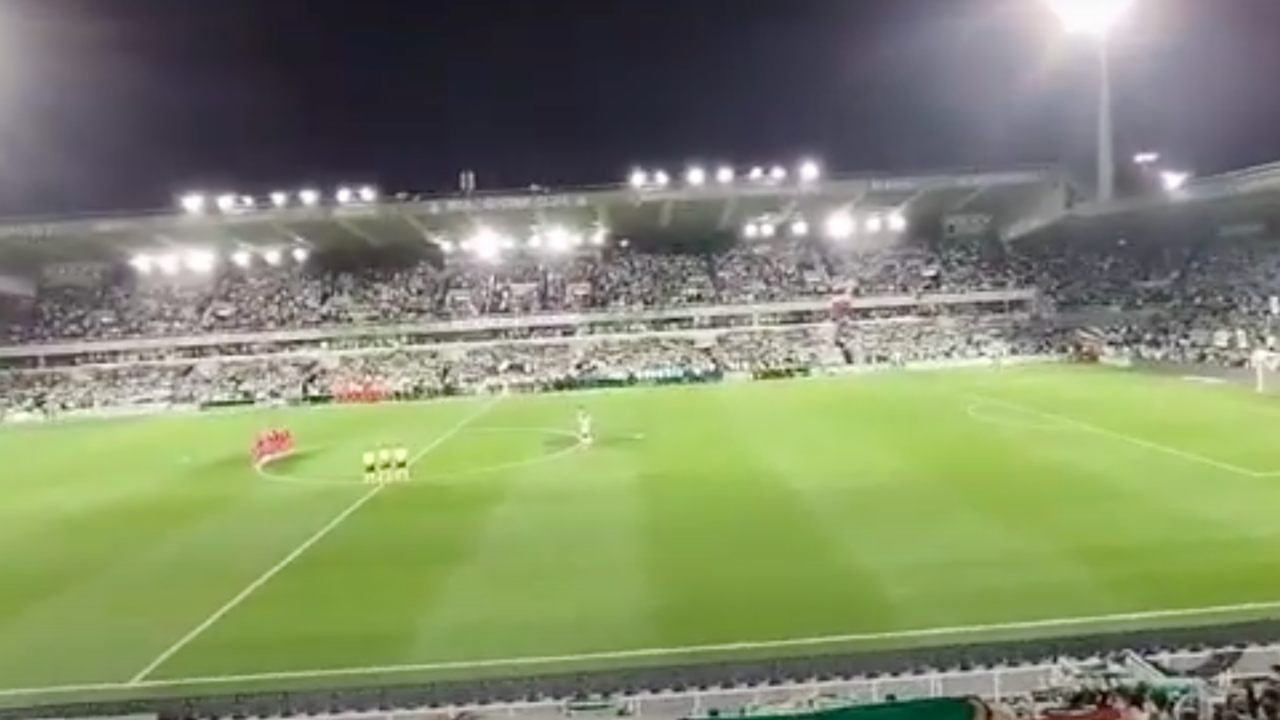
[0,0,1276,216]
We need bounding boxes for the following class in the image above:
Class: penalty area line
[12,598,1280,700]
[964,393,1268,477]
[125,395,505,686]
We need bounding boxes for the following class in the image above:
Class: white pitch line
[127,395,504,686]
[965,394,1267,477]
[9,598,1280,700]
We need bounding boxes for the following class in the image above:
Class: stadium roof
[0,166,1069,269]
[1006,160,1280,242]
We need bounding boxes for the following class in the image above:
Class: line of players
[252,408,593,483]
[363,444,410,484]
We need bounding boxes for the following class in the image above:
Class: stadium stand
[7,162,1280,717]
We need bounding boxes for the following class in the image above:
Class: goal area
[1252,349,1280,394]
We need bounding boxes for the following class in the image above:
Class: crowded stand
[5,224,1280,412]
[4,236,1038,344]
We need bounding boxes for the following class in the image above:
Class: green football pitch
[5,364,1280,706]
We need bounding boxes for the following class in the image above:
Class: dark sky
[0,0,1276,216]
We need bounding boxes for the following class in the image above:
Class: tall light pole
[1043,0,1135,204]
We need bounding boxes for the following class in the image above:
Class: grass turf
[4,364,1280,704]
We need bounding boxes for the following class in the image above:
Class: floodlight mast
[1044,0,1133,204]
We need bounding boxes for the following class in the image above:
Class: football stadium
[5,151,1280,718]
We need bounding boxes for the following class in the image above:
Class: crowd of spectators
[0,224,1276,410]
[3,234,1042,344]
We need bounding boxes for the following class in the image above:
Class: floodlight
[179,194,206,215]
[589,227,608,246]
[629,170,648,188]
[652,170,670,187]
[129,254,153,274]
[686,167,707,187]
[269,191,289,208]
[469,228,503,260]
[231,250,252,268]
[716,166,735,184]
[439,240,455,254]
[824,212,854,240]
[790,219,809,237]
[743,222,760,239]
[867,216,884,233]
[1133,152,1159,166]
[1044,0,1133,37]
[263,249,283,266]
[1160,170,1190,192]
[299,189,320,207]
[748,167,764,181]
[215,194,237,213]
[239,195,254,209]
[183,250,216,273]
[887,213,907,232]
[769,166,787,182]
[292,247,309,262]
[157,254,180,275]
[798,161,820,183]
[527,233,543,249]
[358,186,377,203]
[335,187,355,204]
[545,227,571,251]
[758,223,775,239]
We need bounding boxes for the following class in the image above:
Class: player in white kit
[577,407,593,445]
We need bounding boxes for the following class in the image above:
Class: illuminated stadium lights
[628,168,670,189]
[156,254,180,276]
[215,194,238,213]
[544,227,575,251]
[798,161,821,183]
[183,250,217,273]
[742,222,761,239]
[129,255,153,274]
[768,166,787,182]
[824,211,854,240]
[790,219,810,237]
[269,191,289,208]
[291,247,310,262]
[748,167,765,181]
[357,186,377,203]
[716,166,735,184]
[438,239,455,254]
[685,166,707,187]
[887,213,907,232]
[1044,0,1132,37]
[335,187,355,204]
[179,193,206,215]
[1044,0,1135,203]
[231,250,252,268]
[1160,170,1190,192]
[299,189,321,207]
[866,216,884,233]
[263,249,283,266]
[467,227,504,260]
[589,226,608,246]
[759,223,776,239]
